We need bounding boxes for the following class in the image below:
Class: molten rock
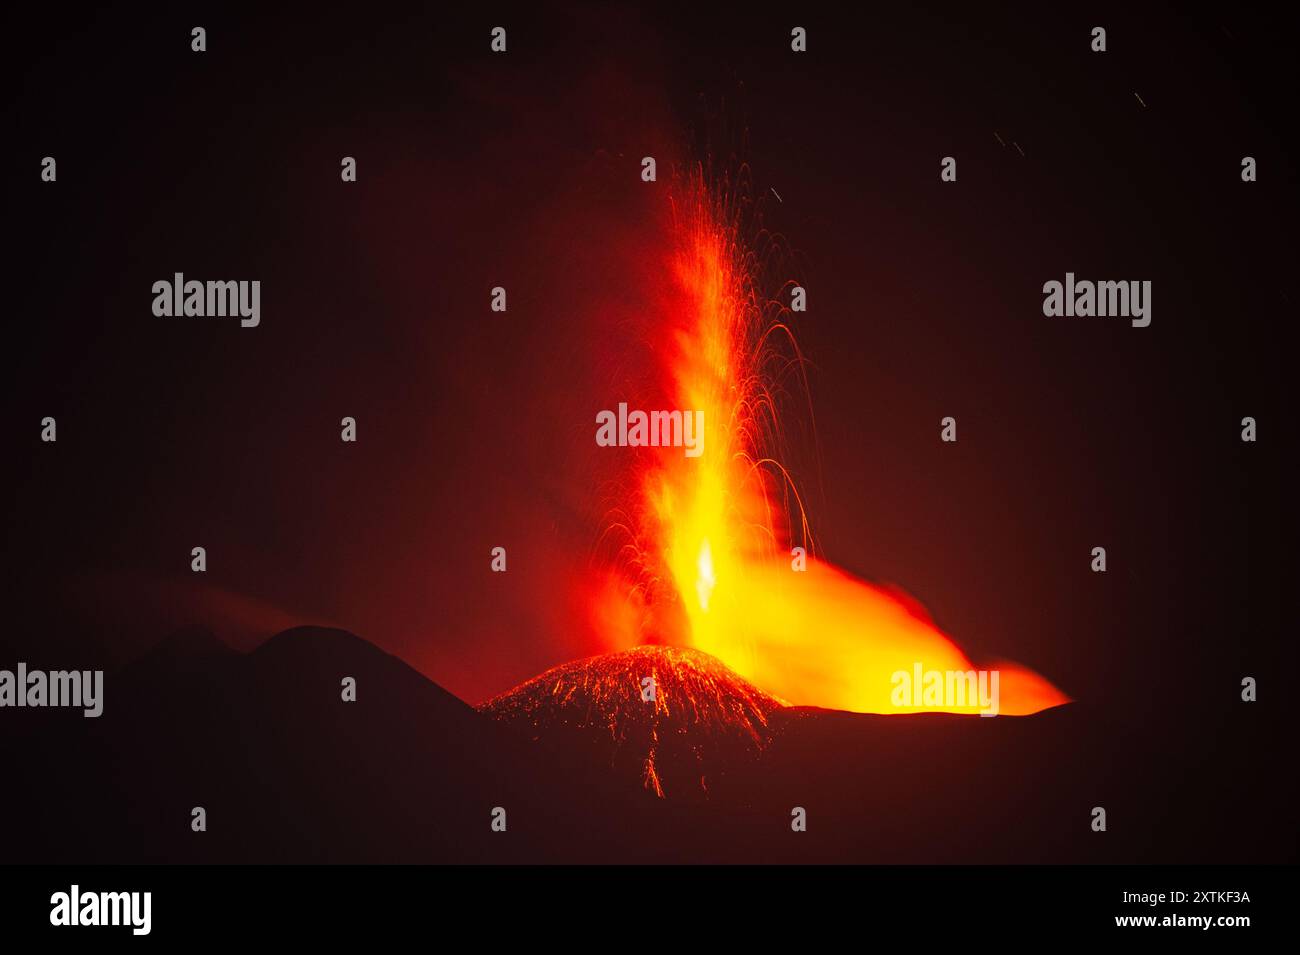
[481,645,783,800]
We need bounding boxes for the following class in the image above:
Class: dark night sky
[3,3,1293,732]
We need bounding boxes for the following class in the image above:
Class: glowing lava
[596,166,1069,716]
[482,645,782,799]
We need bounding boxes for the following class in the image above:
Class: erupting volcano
[492,161,1068,781]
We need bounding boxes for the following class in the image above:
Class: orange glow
[603,168,1069,716]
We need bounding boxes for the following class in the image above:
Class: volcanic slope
[482,645,783,800]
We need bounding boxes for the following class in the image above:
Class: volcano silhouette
[482,645,783,799]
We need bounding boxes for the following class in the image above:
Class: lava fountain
[594,165,1069,716]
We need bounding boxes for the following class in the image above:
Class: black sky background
[2,0,1294,765]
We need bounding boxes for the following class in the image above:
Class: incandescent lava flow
[481,645,782,799]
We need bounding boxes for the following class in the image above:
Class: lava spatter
[481,645,782,799]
